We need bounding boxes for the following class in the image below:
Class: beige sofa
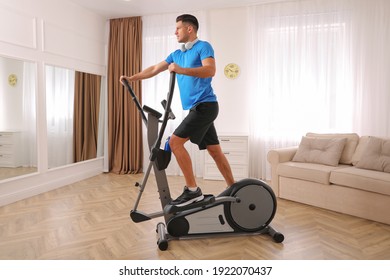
[267,133,390,225]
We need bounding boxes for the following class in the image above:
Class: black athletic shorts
[173,102,220,150]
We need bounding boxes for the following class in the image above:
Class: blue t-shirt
[165,40,217,110]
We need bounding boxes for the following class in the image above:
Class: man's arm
[120,60,169,83]
[168,57,216,78]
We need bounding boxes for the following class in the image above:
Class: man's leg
[168,102,219,206]
[206,144,235,186]
[168,134,204,206]
[169,134,197,188]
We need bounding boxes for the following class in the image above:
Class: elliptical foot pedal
[130,210,152,223]
[164,195,215,214]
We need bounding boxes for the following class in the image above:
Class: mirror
[0,56,37,180]
[45,65,104,169]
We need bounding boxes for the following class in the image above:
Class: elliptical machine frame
[122,72,284,251]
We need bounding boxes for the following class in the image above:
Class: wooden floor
[0,173,389,260]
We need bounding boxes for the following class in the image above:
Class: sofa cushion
[355,136,390,173]
[351,136,371,166]
[278,162,348,185]
[330,166,390,196]
[292,136,347,166]
[306,132,359,164]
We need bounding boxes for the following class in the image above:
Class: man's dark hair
[176,14,199,31]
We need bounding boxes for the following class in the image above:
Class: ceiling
[69,0,282,19]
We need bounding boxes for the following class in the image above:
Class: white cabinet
[0,131,22,168]
[204,135,248,181]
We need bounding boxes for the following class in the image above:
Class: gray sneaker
[170,186,204,207]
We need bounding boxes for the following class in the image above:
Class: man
[120,14,234,207]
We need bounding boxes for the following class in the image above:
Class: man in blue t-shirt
[121,14,235,206]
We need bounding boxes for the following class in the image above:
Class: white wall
[0,0,106,74]
[0,57,24,130]
[0,0,107,206]
[208,8,250,135]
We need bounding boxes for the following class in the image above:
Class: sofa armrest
[267,147,298,197]
[267,147,298,164]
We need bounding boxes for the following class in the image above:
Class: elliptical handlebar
[162,71,176,122]
[121,78,147,125]
[154,72,176,149]
[122,72,176,151]
[121,72,176,126]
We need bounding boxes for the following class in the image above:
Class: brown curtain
[107,17,143,174]
[73,71,101,162]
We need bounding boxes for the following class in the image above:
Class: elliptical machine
[122,72,284,251]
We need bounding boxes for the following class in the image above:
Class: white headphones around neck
[180,38,199,52]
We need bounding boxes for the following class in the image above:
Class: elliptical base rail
[156,223,284,251]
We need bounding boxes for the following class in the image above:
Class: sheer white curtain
[247,0,390,180]
[350,0,390,136]
[142,12,208,177]
[21,61,37,167]
[46,65,75,168]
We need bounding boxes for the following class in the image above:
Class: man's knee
[169,134,188,152]
[207,144,223,160]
